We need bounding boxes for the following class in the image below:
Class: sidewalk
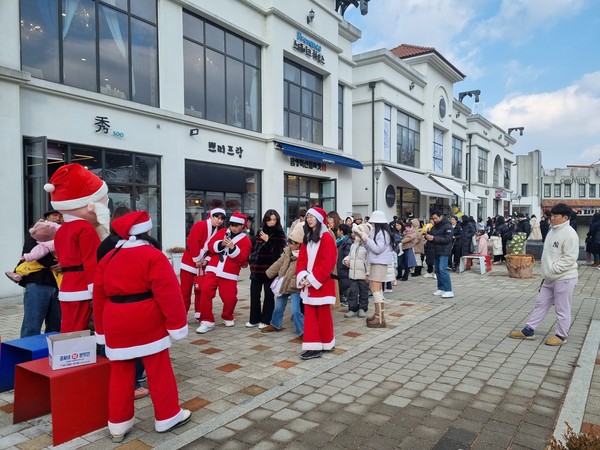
[1,263,599,449]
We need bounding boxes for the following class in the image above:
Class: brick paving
[0,262,599,449]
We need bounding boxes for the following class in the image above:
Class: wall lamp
[455,112,461,118]
[508,127,525,136]
[307,9,315,24]
[409,81,415,91]
[458,89,481,103]
[189,128,199,136]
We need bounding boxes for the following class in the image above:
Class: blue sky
[344,0,600,169]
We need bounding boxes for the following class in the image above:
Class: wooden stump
[505,254,535,279]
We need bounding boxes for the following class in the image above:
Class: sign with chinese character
[208,141,244,159]
[93,116,125,138]
[290,158,327,171]
[293,32,325,65]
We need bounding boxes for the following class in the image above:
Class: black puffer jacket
[430,216,454,257]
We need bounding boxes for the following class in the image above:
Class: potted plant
[505,232,535,279]
[166,246,186,272]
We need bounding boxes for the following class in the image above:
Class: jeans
[21,283,61,338]
[434,255,452,292]
[270,292,303,336]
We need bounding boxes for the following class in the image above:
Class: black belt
[62,265,84,272]
[110,290,153,304]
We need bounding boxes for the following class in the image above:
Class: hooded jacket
[540,220,579,281]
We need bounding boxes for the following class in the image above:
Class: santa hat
[229,211,248,228]
[210,208,226,217]
[44,163,108,211]
[306,207,327,225]
[111,211,153,240]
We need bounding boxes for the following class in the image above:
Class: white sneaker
[441,291,455,298]
[384,288,393,293]
[223,320,235,327]
[196,322,215,334]
[245,322,258,328]
[422,273,434,278]
[258,323,268,329]
[433,274,437,279]
[433,290,444,296]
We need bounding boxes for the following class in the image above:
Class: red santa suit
[296,211,337,351]
[198,220,251,328]
[93,211,189,437]
[180,208,225,317]
[54,215,100,332]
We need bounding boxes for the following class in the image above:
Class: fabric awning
[385,167,453,198]
[430,175,481,203]
[276,142,363,169]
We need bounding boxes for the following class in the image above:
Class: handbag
[248,242,264,265]
[270,276,284,297]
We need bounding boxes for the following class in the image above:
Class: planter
[171,253,183,273]
[505,254,535,279]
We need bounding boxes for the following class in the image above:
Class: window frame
[478,149,488,184]
[451,136,462,178]
[396,111,420,168]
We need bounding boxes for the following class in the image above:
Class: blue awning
[277,142,363,169]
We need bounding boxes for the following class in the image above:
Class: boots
[412,266,422,277]
[366,291,386,328]
[366,290,383,321]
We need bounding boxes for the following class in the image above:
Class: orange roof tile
[390,44,466,78]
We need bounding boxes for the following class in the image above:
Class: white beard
[94,202,111,240]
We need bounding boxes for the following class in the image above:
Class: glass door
[23,136,50,234]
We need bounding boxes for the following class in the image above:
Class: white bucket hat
[368,210,388,224]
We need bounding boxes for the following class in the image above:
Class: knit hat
[44,163,108,211]
[229,211,248,228]
[306,207,327,225]
[210,208,226,217]
[353,213,363,221]
[288,221,305,243]
[111,211,153,240]
[368,210,388,224]
[29,220,60,242]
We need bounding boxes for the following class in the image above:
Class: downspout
[369,81,376,212]
[467,133,472,216]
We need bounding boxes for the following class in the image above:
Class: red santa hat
[210,208,226,217]
[229,211,248,228]
[44,163,108,211]
[111,211,153,240]
[306,207,327,225]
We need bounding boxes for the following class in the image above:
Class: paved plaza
[1,262,600,449]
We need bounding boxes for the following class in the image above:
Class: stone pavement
[1,262,599,449]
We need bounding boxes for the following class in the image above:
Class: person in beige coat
[261,222,304,336]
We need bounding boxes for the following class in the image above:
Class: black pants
[249,276,275,325]
[347,279,369,312]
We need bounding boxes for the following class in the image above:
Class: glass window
[579,183,586,197]
[131,18,158,106]
[396,111,420,168]
[590,184,596,198]
[478,149,488,184]
[451,137,462,178]
[521,184,528,197]
[21,0,60,83]
[283,60,323,145]
[62,0,97,91]
[564,183,571,197]
[503,160,511,189]
[338,84,344,150]
[283,175,335,228]
[396,187,419,219]
[433,128,443,173]
[554,184,561,197]
[383,105,391,161]
[183,11,261,131]
[544,183,551,197]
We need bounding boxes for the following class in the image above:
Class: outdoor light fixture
[307,9,315,24]
[374,167,382,209]
[458,90,481,103]
[455,112,461,118]
[409,81,415,91]
[189,128,199,136]
[508,127,525,136]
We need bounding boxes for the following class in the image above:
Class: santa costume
[197,211,251,333]
[44,163,105,332]
[296,207,337,358]
[93,211,190,442]
[180,207,226,317]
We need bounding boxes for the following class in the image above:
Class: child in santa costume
[196,211,252,333]
[93,211,190,443]
[44,163,109,332]
[296,207,337,360]
[180,208,226,319]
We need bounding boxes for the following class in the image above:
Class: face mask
[292,249,299,257]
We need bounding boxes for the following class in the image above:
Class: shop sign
[385,185,396,207]
[495,189,506,198]
[560,176,590,184]
[290,157,327,171]
[293,32,325,64]
[93,116,125,138]
[208,141,244,159]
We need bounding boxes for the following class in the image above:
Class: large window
[451,137,462,178]
[433,128,443,173]
[579,183,586,197]
[590,184,597,198]
[554,184,561,197]
[503,160,511,189]
[283,60,323,144]
[338,84,344,150]
[183,11,261,131]
[478,149,488,184]
[396,111,420,168]
[544,183,551,197]
[383,105,391,161]
[521,184,528,197]
[21,0,158,106]
[396,187,419,220]
[283,175,335,229]
[564,183,571,197]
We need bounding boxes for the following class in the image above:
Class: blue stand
[0,332,58,391]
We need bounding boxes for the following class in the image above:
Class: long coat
[296,231,337,305]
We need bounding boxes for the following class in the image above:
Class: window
[590,184,597,198]
[564,183,571,197]
[283,175,335,228]
[433,128,443,173]
[579,183,586,197]
[383,105,392,161]
[451,137,462,178]
[521,184,528,197]
[478,149,488,184]
[338,84,344,149]
[21,0,158,106]
[554,184,561,197]
[283,60,323,144]
[503,160,511,189]
[396,187,419,219]
[477,198,487,223]
[396,111,420,168]
[544,183,551,197]
[183,11,261,131]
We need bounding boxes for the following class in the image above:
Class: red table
[13,356,111,446]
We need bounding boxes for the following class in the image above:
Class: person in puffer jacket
[342,223,370,318]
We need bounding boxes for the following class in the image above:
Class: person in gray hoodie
[509,203,579,346]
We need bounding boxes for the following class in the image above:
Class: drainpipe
[369,81,376,212]
[467,133,472,216]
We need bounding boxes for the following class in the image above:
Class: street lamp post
[517,195,522,214]
[374,167,382,210]
[462,184,467,216]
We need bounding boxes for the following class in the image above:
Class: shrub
[547,423,600,449]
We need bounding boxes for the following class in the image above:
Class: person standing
[449,216,463,271]
[540,213,551,242]
[398,220,419,281]
[343,223,370,318]
[425,210,454,298]
[180,208,226,320]
[93,211,191,442]
[296,207,337,360]
[461,215,476,257]
[509,203,580,346]
[588,213,600,267]
[530,214,542,240]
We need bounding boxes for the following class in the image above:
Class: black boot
[411,266,422,277]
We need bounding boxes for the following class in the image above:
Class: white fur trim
[180,262,198,275]
[106,336,171,360]
[302,337,335,351]
[88,283,93,294]
[297,270,309,288]
[59,290,92,301]
[306,207,324,224]
[228,245,240,258]
[210,208,226,216]
[307,273,322,289]
[95,333,106,345]
[117,239,151,249]
[301,294,336,305]
[194,312,201,319]
[129,219,152,236]
[205,266,239,280]
[230,216,245,225]
[108,417,135,436]
[155,408,185,432]
[168,324,189,341]
[49,182,108,211]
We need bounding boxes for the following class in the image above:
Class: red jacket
[204,228,251,281]
[181,219,219,275]
[93,240,188,360]
[54,217,100,301]
[296,231,337,305]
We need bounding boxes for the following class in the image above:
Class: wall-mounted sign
[385,185,396,207]
[208,141,244,159]
[94,115,125,138]
[560,176,590,184]
[293,32,325,64]
[290,158,327,171]
[495,189,507,199]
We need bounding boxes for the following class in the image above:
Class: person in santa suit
[180,208,226,320]
[93,211,190,443]
[44,163,110,332]
[296,207,337,360]
[196,211,252,333]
